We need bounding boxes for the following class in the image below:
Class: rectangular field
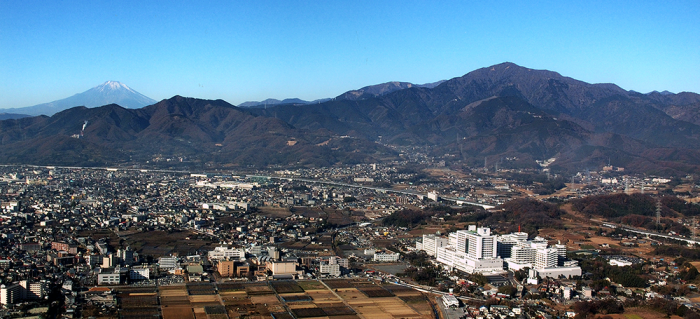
[160,296,191,307]
[162,307,194,319]
[357,286,395,298]
[245,285,274,295]
[305,290,340,303]
[297,280,326,291]
[336,288,367,301]
[271,281,304,294]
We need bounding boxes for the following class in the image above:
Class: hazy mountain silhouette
[2,81,156,116]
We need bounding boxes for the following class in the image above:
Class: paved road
[600,221,700,246]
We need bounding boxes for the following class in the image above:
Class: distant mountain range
[1,63,700,174]
[335,80,446,100]
[238,98,331,108]
[2,81,156,116]
[238,80,445,107]
[0,113,29,121]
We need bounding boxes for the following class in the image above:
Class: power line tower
[656,198,662,227]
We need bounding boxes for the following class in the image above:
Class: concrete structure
[97,269,122,285]
[0,283,21,306]
[20,280,47,300]
[118,247,135,265]
[102,254,118,268]
[319,262,341,277]
[235,262,250,277]
[535,266,581,279]
[428,191,439,201]
[498,234,582,279]
[268,261,297,276]
[436,226,504,274]
[609,259,633,267]
[373,252,400,262]
[496,232,528,258]
[217,260,235,277]
[129,267,150,281]
[535,248,558,269]
[158,256,179,270]
[419,234,449,257]
[208,246,246,261]
[442,294,459,308]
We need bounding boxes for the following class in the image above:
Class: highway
[600,222,700,246]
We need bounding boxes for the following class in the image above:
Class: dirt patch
[120,229,217,257]
[257,206,293,218]
[162,306,194,319]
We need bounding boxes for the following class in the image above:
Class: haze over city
[1,1,699,109]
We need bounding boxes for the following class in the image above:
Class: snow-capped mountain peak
[1,81,157,116]
[97,81,135,93]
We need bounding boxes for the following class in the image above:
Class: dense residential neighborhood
[0,163,699,319]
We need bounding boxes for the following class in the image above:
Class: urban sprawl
[0,162,698,319]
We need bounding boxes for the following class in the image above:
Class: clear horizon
[1,1,699,109]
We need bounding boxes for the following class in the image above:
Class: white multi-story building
[497,234,581,279]
[535,248,558,269]
[1,281,48,306]
[554,244,567,264]
[435,226,504,274]
[431,227,582,278]
[209,246,246,261]
[507,243,537,270]
[325,256,348,268]
[0,283,21,306]
[97,269,122,285]
[419,234,449,257]
[20,280,47,300]
[496,232,528,258]
[373,252,400,262]
[319,262,341,277]
[129,267,150,280]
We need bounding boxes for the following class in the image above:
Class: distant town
[1,161,699,319]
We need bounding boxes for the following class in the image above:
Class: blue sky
[1,1,699,109]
